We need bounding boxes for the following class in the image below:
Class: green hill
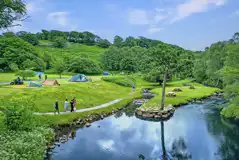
[37,40,106,62]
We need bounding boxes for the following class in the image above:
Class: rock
[55,142,60,146]
[137,110,143,116]
[100,115,104,120]
[48,151,53,155]
[189,86,195,89]
[166,92,176,97]
[142,113,154,118]
[173,87,182,92]
[85,122,91,127]
[183,83,190,86]
[154,115,161,119]
[49,145,55,149]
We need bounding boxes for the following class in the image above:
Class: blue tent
[28,82,42,87]
[69,74,89,82]
[103,72,109,76]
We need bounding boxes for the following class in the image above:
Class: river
[48,98,239,160]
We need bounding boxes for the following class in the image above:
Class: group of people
[54,97,77,114]
[38,74,48,80]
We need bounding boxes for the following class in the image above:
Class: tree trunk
[161,121,167,159]
[60,74,62,79]
[160,70,167,110]
[216,77,220,87]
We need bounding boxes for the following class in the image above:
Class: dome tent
[28,81,42,87]
[69,74,89,82]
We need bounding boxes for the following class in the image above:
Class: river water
[49,98,239,160]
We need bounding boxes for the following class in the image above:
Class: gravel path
[34,99,122,115]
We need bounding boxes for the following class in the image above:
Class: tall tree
[150,44,179,110]
[113,35,124,47]
[0,0,27,29]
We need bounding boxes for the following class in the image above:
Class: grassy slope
[139,79,220,111]
[37,40,106,62]
[0,76,134,112]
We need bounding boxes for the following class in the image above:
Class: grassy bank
[139,80,220,111]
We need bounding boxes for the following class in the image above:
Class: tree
[53,60,65,78]
[16,31,39,45]
[68,58,102,74]
[16,70,35,80]
[3,32,15,37]
[0,36,44,71]
[53,36,67,48]
[113,35,124,47]
[97,39,111,48]
[150,44,179,110]
[0,0,27,29]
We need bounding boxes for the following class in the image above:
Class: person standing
[132,84,135,91]
[64,98,69,112]
[45,74,48,80]
[54,100,60,114]
[70,99,74,112]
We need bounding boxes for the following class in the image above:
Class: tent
[28,82,42,87]
[69,74,89,82]
[103,72,109,76]
[42,80,60,86]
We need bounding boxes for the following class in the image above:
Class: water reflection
[50,98,239,160]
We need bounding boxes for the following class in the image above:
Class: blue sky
[10,0,239,50]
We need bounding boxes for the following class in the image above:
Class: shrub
[1,98,38,131]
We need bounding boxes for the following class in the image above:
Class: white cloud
[171,0,227,23]
[148,27,164,34]
[47,12,70,27]
[97,139,116,152]
[128,9,149,25]
[26,0,45,13]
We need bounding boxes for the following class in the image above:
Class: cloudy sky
[11,0,239,50]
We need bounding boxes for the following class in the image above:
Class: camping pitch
[42,80,60,86]
[69,74,89,82]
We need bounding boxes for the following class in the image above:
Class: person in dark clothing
[17,76,21,84]
[39,74,41,80]
[54,100,60,114]
[45,74,48,80]
[70,99,74,112]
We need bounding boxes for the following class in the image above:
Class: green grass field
[37,40,106,62]
[0,73,72,83]
[139,80,220,111]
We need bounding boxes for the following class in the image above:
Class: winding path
[34,99,122,115]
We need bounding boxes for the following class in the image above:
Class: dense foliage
[0,37,45,72]
[194,32,239,118]
[0,98,54,160]
[0,0,26,29]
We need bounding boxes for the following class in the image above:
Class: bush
[68,58,102,74]
[0,127,54,160]
[16,70,35,80]
[9,63,19,72]
[1,98,38,131]
[53,36,67,48]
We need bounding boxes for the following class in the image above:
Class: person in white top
[64,98,69,112]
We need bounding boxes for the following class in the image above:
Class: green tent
[28,82,42,87]
[69,74,89,82]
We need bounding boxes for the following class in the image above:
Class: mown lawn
[139,80,220,111]
[0,79,133,112]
